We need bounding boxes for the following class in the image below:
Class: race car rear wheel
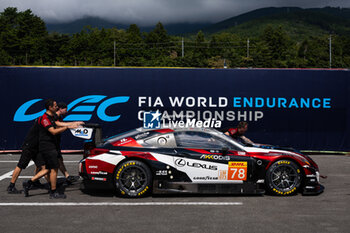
[265,160,302,196]
[115,160,152,197]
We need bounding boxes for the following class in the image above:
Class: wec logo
[13,95,130,122]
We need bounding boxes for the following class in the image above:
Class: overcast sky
[0,0,349,25]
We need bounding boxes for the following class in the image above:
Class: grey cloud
[0,0,349,25]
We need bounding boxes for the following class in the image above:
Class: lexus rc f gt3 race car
[75,125,324,197]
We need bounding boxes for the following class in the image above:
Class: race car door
[173,131,252,184]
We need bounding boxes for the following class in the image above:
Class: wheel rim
[119,166,147,194]
[270,164,299,192]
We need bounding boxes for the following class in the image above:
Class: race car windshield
[174,131,239,150]
[103,129,141,145]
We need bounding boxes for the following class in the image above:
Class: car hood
[243,146,319,170]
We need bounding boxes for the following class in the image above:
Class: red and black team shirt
[53,113,63,150]
[38,113,58,152]
[227,128,243,139]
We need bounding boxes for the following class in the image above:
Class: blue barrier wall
[1,67,349,151]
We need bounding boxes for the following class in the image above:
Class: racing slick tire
[115,160,152,197]
[265,160,302,196]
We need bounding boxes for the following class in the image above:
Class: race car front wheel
[115,160,152,197]
[265,160,302,196]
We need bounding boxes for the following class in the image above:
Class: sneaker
[22,180,34,197]
[32,180,44,189]
[49,191,66,199]
[7,185,22,194]
[43,182,51,190]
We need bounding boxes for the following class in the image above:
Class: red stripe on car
[121,151,158,161]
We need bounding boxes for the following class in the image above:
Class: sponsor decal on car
[90,171,108,175]
[175,159,217,170]
[113,137,142,147]
[228,161,247,181]
[175,159,186,167]
[70,127,93,139]
[193,176,218,180]
[156,170,168,176]
[91,177,107,181]
[218,170,228,180]
[134,132,150,140]
[200,154,230,161]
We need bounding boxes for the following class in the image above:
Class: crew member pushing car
[54,102,83,184]
[23,99,78,199]
[7,119,46,194]
[224,121,254,145]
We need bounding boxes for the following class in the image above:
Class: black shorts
[17,148,45,169]
[33,153,46,167]
[41,150,59,169]
[57,150,63,159]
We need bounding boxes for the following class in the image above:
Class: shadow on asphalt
[78,187,266,199]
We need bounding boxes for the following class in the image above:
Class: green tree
[0,7,48,65]
[260,25,292,67]
[190,30,208,67]
[122,24,145,65]
[18,9,48,64]
[0,7,21,64]
[209,33,243,67]
[297,36,329,68]
[143,22,172,65]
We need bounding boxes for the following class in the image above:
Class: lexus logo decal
[175,159,186,167]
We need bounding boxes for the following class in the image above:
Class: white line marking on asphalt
[0,161,34,181]
[0,202,243,206]
[0,170,15,181]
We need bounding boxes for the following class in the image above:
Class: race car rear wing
[70,123,103,158]
[70,123,103,145]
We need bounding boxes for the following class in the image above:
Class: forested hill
[45,7,350,37]
[1,7,350,68]
[47,17,210,35]
[203,7,350,37]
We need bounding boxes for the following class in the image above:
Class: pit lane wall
[0,67,349,151]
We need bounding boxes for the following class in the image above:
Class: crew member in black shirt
[54,102,83,184]
[23,99,77,199]
[7,119,45,194]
